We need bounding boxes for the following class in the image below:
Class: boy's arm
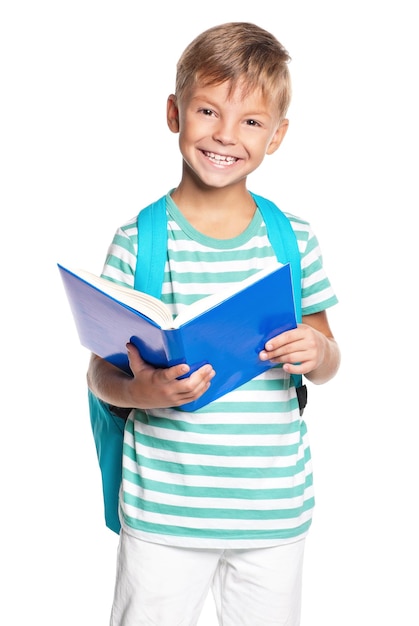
[259,310,340,385]
[87,347,215,410]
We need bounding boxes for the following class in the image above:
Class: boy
[87,22,340,626]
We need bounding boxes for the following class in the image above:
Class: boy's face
[167,80,288,190]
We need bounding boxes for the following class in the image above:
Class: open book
[58,262,297,411]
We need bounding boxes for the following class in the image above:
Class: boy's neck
[170,181,257,240]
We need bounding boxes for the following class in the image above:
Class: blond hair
[175,22,292,120]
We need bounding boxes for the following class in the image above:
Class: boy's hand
[259,310,340,385]
[126,342,215,409]
[259,324,327,375]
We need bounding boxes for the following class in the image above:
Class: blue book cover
[58,262,297,411]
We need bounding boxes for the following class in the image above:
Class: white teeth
[204,151,237,163]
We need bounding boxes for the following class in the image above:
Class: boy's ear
[167,94,180,133]
[266,119,289,155]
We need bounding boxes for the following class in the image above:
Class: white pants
[110,531,305,626]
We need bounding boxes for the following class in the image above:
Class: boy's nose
[212,121,238,146]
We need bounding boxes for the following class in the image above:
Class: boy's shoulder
[118,214,138,233]
[252,191,311,230]
[282,210,310,227]
[273,206,312,241]
[279,210,312,249]
[117,194,168,235]
[286,211,310,230]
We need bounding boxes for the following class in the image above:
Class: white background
[1,1,418,624]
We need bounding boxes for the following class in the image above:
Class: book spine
[163,328,188,369]
[165,329,207,380]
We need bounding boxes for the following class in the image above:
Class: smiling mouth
[202,151,238,165]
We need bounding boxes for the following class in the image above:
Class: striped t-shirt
[101,192,338,549]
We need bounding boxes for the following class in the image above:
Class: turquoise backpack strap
[250,192,302,321]
[250,192,306,412]
[134,195,167,295]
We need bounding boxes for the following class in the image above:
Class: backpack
[88,192,307,534]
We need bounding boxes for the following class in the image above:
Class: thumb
[126,342,146,372]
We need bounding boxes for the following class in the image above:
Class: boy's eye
[200,108,214,116]
[245,119,260,127]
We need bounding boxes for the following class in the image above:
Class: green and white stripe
[101,192,337,548]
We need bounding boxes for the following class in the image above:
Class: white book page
[75,261,282,329]
[75,268,174,327]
